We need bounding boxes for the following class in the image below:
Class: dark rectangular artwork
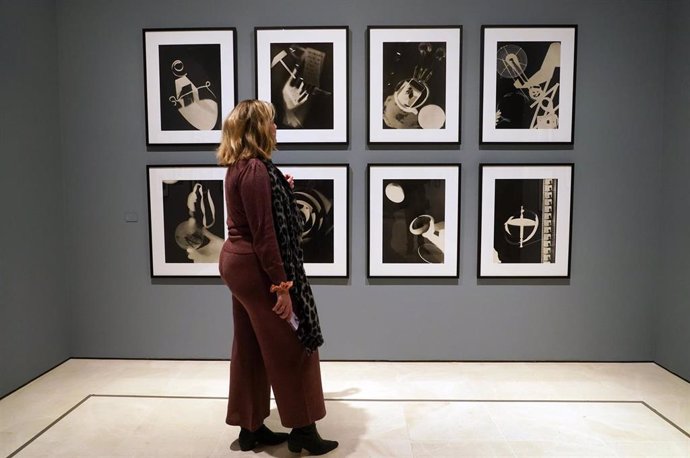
[381,42,447,130]
[162,179,225,263]
[495,41,561,130]
[493,178,558,264]
[158,44,222,131]
[293,179,334,263]
[382,179,445,264]
[269,42,334,130]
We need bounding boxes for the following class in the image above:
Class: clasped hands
[284,173,295,189]
[273,289,293,320]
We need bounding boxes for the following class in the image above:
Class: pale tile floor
[1,360,689,457]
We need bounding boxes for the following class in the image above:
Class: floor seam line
[7,394,93,458]
[8,394,689,457]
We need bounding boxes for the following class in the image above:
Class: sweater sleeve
[241,160,289,285]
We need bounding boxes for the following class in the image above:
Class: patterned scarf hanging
[261,159,324,353]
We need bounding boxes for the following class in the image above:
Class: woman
[217,99,338,455]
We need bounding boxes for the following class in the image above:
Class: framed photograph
[480,25,577,145]
[147,165,227,277]
[368,164,461,278]
[368,26,462,144]
[277,165,349,277]
[478,164,574,278]
[255,26,349,144]
[143,28,237,145]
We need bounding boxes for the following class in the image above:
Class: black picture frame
[367,26,462,145]
[276,164,350,278]
[255,26,349,145]
[147,165,227,277]
[478,163,574,278]
[367,164,461,278]
[143,28,238,146]
[479,25,577,145]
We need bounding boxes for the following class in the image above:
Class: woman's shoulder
[230,157,264,171]
[246,157,266,167]
[235,157,269,182]
[243,157,268,173]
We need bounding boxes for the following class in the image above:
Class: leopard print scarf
[261,159,324,353]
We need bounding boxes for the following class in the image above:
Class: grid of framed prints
[478,164,574,278]
[143,28,237,146]
[367,26,462,144]
[480,25,577,145]
[277,165,349,277]
[142,24,580,281]
[147,165,227,277]
[368,164,461,278]
[255,27,349,145]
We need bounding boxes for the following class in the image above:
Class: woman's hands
[284,173,295,189]
[273,290,293,320]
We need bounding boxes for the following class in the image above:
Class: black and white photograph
[478,164,573,278]
[148,166,228,277]
[368,27,461,144]
[144,29,237,145]
[382,179,446,264]
[368,164,460,277]
[480,26,577,144]
[256,27,348,144]
[270,42,334,130]
[492,178,557,264]
[381,42,446,130]
[158,44,222,132]
[278,165,349,277]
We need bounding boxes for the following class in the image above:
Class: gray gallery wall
[2,0,688,396]
[51,0,670,364]
[656,0,690,381]
[0,0,69,397]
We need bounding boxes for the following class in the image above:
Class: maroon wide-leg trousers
[219,249,326,430]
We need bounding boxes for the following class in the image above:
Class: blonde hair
[216,99,276,165]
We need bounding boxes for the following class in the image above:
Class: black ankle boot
[288,423,338,455]
[238,424,289,451]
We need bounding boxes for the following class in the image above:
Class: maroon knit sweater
[222,158,288,285]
